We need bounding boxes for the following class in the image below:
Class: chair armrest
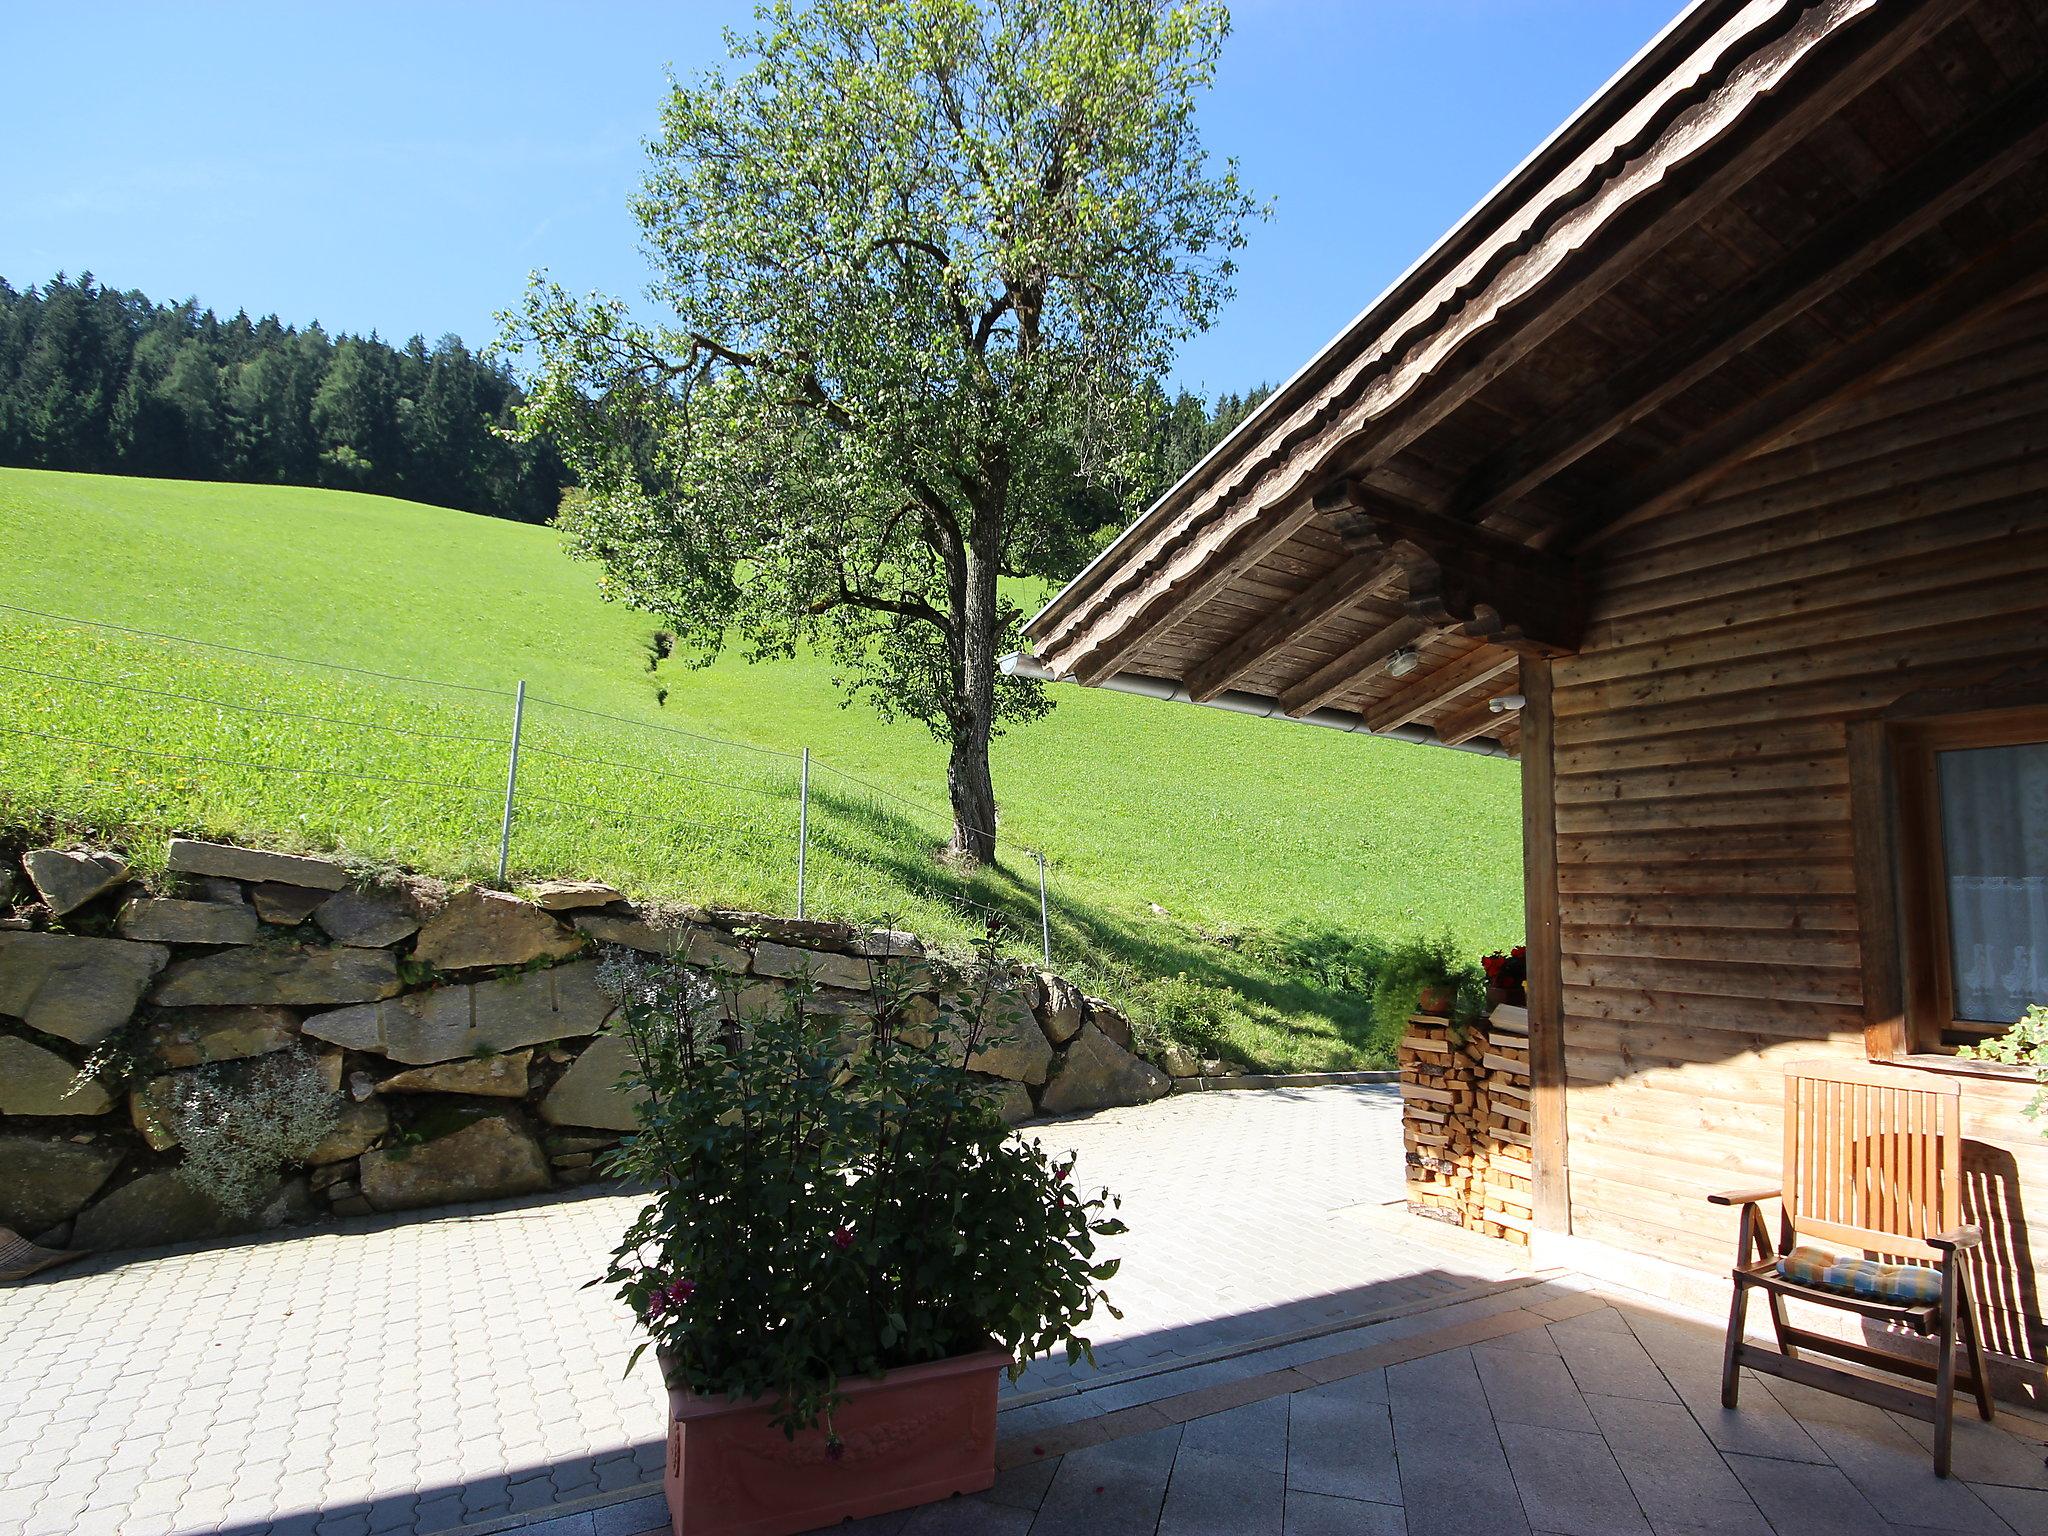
[1708,1187,1780,1207]
[1929,1225,1983,1252]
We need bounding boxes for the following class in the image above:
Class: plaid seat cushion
[1777,1245,1944,1306]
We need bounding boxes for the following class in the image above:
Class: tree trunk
[946,727,998,866]
[947,525,1002,865]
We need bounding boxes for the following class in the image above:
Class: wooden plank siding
[1555,290,2048,1362]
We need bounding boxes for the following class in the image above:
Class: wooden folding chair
[1711,1060,1992,1477]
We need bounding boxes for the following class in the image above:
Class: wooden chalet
[1021,0,2048,1388]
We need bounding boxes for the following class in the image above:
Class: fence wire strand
[0,605,1054,955]
[0,601,517,697]
[0,722,505,799]
[0,659,509,745]
[517,740,793,800]
[524,692,804,759]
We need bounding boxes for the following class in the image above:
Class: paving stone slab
[1289,1388,1402,1506]
[1495,1421,1649,1536]
[1157,1444,1283,1535]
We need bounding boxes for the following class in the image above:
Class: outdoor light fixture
[1385,647,1421,678]
[1488,693,1527,714]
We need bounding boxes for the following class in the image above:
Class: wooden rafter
[1436,692,1516,748]
[1184,552,1400,703]
[1276,616,1431,718]
[1575,217,2048,554]
[1365,646,1520,735]
[1322,485,1585,657]
[1034,0,1953,683]
[1440,77,2048,530]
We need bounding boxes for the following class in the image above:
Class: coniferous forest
[0,273,1265,529]
[0,274,567,523]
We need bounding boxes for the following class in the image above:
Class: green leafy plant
[597,938,1125,1443]
[167,1050,342,1216]
[1125,971,1235,1061]
[1369,932,1484,1048]
[1957,1004,2048,1120]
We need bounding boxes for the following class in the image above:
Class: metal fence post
[796,746,811,918]
[1033,850,1051,968]
[497,680,526,885]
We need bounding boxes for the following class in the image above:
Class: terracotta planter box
[658,1346,1008,1536]
[1415,983,1458,1018]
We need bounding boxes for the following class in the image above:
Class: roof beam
[1276,616,1431,718]
[1365,646,1521,735]
[1575,216,2048,553]
[1183,552,1401,703]
[1440,75,2048,529]
[1035,0,1953,684]
[1324,486,1586,656]
[1436,692,1516,748]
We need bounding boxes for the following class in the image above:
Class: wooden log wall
[1401,1006,1532,1245]
[1554,288,2048,1364]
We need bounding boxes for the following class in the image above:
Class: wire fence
[0,601,1056,963]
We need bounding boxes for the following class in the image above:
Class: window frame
[1851,664,2048,1073]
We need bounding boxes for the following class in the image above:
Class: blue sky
[3,0,1678,396]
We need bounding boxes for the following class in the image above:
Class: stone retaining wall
[0,836,1182,1255]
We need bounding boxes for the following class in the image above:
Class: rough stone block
[1083,998,1135,1051]
[539,1033,644,1132]
[0,1135,123,1232]
[414,887,583,970]
[750,941,871,991]
[0,931,169,1045]
[22,847,130,916]
[376,1051,531,1098]
[308,1099,389,1164]
[0,1035,113,1115]
[935,982,1055,1085]
[166,838,348,891]
[249,883,331,925]
[116,897,260,946]
[301,959,610,1064]
[1037,972,1084,1045]
[710,911,858,950]
[357,1112,550,1211]
[314,886,423,948]
[979,1078,1037,1127]
[147,1005,298,1068]
[70,1170,232,1251]
[527,880,624,911]
[1037,1022,1169,1115]
[152,945,401,1008]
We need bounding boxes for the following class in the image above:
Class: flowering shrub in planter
[1481,946,1528,1009]
[596,941,1123,1533]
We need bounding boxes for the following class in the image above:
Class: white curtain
[1939,741,2048,1022]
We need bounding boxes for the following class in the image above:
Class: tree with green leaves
[504,0,1260,864]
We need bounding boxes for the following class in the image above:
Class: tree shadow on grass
[802,784,1381,1067]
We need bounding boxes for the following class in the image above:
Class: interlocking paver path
[5,1084,1518,1536]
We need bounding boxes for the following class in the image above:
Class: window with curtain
[1937,741,2048,1026]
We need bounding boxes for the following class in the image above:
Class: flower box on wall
[660,1346,1008,1536]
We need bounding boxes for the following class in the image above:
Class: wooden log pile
[1399,1004,1532,1246]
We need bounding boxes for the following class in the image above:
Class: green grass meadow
[0,467,1524,1068]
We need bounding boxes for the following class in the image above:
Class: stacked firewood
[1399,1004,1532,1246]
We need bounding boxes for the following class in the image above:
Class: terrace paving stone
[13,1081,2042,1536]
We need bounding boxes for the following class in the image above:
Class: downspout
[999,652,1518,759]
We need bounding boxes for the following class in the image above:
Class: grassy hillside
[0,467,1524,1068]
